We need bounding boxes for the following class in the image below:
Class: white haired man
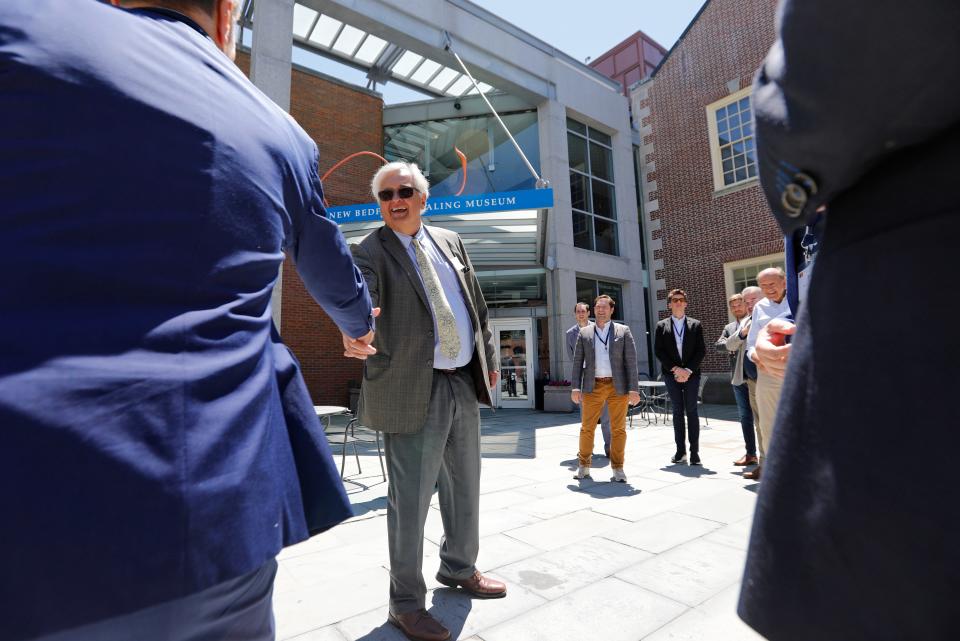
[744,269,791,480]
[351,162,505,641]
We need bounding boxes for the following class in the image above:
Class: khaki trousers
[746,378,763,458]
[579,380,629,469]
[755,372,784,463]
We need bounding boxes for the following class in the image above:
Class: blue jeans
[732,382,757,456]
[664,374,700,455]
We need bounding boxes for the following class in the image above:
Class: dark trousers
[33,560,278,641]
[664,374,700,454]
[732,382,757,456]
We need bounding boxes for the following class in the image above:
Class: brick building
[237,52,384,406]
[589,30,667,97]
[629,0,782,399]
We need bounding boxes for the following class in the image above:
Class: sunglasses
[377,186,419,202]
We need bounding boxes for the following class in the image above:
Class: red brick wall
[643,0,781,374]
[236,53,383,404]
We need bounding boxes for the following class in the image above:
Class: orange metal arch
[320,147,470,206]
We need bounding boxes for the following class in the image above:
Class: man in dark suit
[653,289,706,466]
[0,1,377,639]
[738,1,960,638]
[351,162,504,641]
[570,295,640,483]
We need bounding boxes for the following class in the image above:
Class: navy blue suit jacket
[741,1,960,639]
[0,2,372,637]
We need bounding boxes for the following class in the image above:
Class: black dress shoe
[690,453,701,466]
[671,451,687,464]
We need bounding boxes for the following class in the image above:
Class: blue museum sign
[326,188,554,224]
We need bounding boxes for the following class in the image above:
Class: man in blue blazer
[738,0,960,638]
[0,1,376,639]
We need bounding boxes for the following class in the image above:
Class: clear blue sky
[470,0,706,63]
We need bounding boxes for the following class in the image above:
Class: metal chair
[340,417,386,482]
[651,374,671,423]
[697,374,710,427]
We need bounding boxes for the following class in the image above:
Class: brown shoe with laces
[387,609,451,641]
[743,464,762,480]
[734,454,759,466]
[436,570,507,598]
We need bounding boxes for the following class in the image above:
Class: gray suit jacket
[351,225,497,433]
[571,322,639,396]
[715,319,748,386]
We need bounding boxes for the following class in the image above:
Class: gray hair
[741,285,762,297]
[370,161,430,200]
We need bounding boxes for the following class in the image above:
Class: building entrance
[490,318,534,409]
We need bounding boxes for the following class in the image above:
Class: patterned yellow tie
[411,237,461,360]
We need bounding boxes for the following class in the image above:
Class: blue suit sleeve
[284,151,373,339]
[753,0,960,233]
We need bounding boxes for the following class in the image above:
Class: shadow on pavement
[559,455,611,471]
[350,496,388,517]
[659,464,718,477]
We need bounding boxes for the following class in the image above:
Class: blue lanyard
[672,320,685,342]
[595,325,610,349]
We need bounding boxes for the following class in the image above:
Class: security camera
[454,101,462,110]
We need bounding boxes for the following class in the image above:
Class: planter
[543,386,574,413]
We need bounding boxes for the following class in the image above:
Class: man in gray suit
[714,293,758,468]
[570,295,640,483]
[351,161,505,641]
[565,302,611,458]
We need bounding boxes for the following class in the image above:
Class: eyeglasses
[670,297,687,303]
[377,186,418,202]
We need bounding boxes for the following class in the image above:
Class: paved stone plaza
[273,406,765,641]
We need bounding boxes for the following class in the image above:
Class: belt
[437,365,470,375]
[595,377,613,383]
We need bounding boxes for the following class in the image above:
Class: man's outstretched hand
[342,307,380,360]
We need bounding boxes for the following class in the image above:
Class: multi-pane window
[576,277,624,321]
[732,260,785,293]
[707,88,758,190]
[567,118,618,255]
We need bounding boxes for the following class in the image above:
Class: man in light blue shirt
[352,162,505,641]
[744,268,791,480]
[392,224,476,370]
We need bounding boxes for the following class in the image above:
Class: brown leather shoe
[436,570,507,598]
[388,609,451,641]
[734,454,759,466]
[743,464,762,480]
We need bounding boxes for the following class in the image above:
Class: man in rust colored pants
[570,295,640,483]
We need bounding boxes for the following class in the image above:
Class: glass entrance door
[491,318,534,409]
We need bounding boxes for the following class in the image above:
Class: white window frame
[706,86,758,192]
[722,253,786,319]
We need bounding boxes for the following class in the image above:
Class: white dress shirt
[393,226,475,369]
[746,295,792,363]
[671,315,686,360]
[593,321,613,378]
